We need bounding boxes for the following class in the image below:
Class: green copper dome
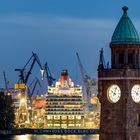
[111,6,140,44]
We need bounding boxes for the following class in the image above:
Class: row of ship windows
[46,115,81,119]
[46,109,83,111]
[46,96,82,98]
[46,106,82,108]
[46,99,82,101]
[45,120,83,124]
[46,102,82,105]
[46,112,83,115]
[47,124,81,127]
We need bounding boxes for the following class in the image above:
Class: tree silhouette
[0,92,15,130]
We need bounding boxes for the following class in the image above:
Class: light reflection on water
[0,135,99,140]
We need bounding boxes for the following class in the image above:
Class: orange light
[7,93,11,96]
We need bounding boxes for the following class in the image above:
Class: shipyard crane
[28,77,41,99]
[44,62,55,86]
[3,71,10,95]
[76,52,97,100]
[76,52,100,128]
[15,52,44,85]
[14,52,44,126]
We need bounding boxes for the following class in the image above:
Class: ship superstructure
[45,69,84,128]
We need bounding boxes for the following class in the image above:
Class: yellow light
[89,118,92,121]
[28,107,31,110]
[20,98,25,103]
[76,116,81,119]
[91,112,94,115]
[14,83,26,89]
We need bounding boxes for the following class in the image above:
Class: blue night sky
[0,0,140,90]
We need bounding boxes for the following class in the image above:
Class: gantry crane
[14,52,44,126]
[15,52,44,85]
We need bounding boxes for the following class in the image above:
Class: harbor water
[0,135,99,140]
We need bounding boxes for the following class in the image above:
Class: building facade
[98,7,140,140]
[45,69,84,128]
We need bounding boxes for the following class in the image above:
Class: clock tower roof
[111,6,140,45]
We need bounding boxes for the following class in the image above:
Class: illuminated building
[45,69,84,128]
[31,95,46,128]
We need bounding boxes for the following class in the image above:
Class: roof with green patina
[111,6,140,44]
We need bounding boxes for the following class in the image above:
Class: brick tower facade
[98,7,140,140]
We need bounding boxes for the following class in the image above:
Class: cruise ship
[45,69,84,128]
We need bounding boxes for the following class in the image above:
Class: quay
[0,128,99,135]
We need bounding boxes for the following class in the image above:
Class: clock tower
[98,7,140,140]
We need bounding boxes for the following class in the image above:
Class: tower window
[137,113,140,126]
[128,53,133,64]
[118,53,124,64]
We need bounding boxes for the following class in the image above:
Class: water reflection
[0,135,99,140]
[13,135,32,140]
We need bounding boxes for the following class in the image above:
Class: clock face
[107,85,121,103]
[131,85,140,103]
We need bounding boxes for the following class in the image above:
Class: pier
[0,128,99,135]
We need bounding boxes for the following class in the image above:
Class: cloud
[0,15,140,86]
[1,15,139,40]
[0,15,115,29]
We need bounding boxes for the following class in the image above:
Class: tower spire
[122,6,128,14]
[98,48,105,69]
[111,6,140,44]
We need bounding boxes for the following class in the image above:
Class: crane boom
[44,62,55,86]
[76,52,87,81]
[3,71,9,92]
[15,52,44,85]
[76,52,97,100]
[28,78,41,99]
[25,52,44,84]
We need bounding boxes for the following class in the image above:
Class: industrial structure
[0,50,100,129]
[14,52,44,127]
[45,69,84,128]
[76,52,100,128]
[43,62,56,86]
